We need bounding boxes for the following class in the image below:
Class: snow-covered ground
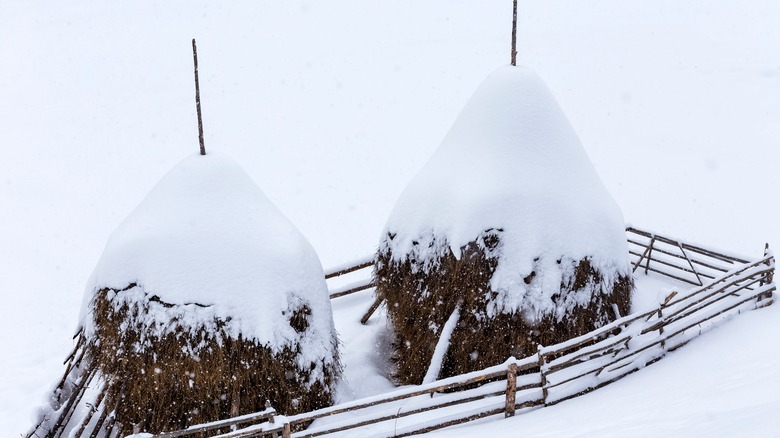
[1,1,778,436]
[322,269,752,435]
[310,267,778,437]
[430,297,780,437]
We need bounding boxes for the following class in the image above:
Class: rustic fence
[139,227,776,437]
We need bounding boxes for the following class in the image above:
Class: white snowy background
[1,1,778,436]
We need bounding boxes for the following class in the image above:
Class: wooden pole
[511,0,518,66]
[537,346,548,406]
[645,236,656,275]
[192,38,206,155]
[760,243,773,301]
[505,362,517,417]
[677,243,704,286]
[360,297,384,325]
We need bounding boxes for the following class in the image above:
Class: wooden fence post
[658,291,677,350]
[761,244,767,288]
[282,422,291,438]
[657,306,665,350]
[360,297,384,325]
[505,361,517,418]
[760,244,773,302]
[537,346,548,406]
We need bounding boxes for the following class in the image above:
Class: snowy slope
[1,1,778,435]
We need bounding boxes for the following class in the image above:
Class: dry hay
[375,229,633,385]
[80,283,339,434]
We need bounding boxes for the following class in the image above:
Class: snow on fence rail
[323,255,375,300]
[203,227,774,438]
[625,226,751,286]
[153,407,280,437]
[31,227,774,438]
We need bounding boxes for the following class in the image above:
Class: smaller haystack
[375,66,633,385]
[30,152,339,436]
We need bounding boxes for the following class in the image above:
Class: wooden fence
[144,227,776,437]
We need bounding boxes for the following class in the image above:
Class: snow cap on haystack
[376,66,633,384]
[69,151,339,433]
[83,151,335,351]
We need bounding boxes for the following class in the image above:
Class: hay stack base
[28,284,339,437]
[375,230,633,385]
[89,285,337,433]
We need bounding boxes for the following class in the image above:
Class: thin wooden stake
[658,306,666,350]
[677,242,704,286]
[631,243,652,273]
[360,297,384,325]
[192,38,206,156]
[511,0,518,66]
[645,236,656,275]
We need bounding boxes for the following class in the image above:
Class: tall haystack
[375,66,633,385]
[30,152,340,436]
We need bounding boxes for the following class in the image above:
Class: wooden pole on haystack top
[192,38,206,155]
[511,0,518,66]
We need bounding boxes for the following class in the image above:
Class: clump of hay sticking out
[82,283,338,433]
[374,66,634,385]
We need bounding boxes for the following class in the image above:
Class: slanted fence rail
[625,227,751,286]
[43,227,772,438]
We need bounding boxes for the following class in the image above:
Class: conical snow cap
[83,152,336,354]
[383,66,630,316]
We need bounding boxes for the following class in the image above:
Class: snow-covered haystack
[375,66,633,385]
[32,152,340,435]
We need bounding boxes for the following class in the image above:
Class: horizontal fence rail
[321,227,757,300]
[625,226,750,286]
[321,227,766,325]
[156,226,775,438]
[32,227,773,438]
[156,408,279,437]
[324,255,375,301]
